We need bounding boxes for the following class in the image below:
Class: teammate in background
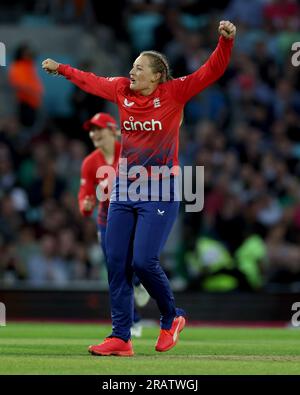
[78,112,150,338]
[42,20,236,357]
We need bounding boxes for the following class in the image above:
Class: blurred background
[1,0,300,323]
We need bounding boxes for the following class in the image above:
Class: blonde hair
[140,50,172,83]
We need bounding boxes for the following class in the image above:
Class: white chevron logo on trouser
[173,317,183,342]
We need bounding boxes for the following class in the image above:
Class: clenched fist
[42,58,60,75]
[218,21,236,39]
[83,196,96,212]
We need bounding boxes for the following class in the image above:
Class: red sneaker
[88,337,134,356]
[155,316,186,352]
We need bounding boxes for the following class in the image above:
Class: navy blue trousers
[98,224,141,324]
[105,199,180,341]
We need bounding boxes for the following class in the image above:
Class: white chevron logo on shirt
[124,98,135,107]
[157,209,165,216]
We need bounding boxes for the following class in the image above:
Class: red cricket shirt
[59,36,233,177]
[78,141,121,225]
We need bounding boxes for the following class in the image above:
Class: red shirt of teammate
[78,113,121,226]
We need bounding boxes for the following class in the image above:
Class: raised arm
[41,58,123,103]
[168,20,236,104]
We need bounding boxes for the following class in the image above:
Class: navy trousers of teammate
[105,196,181,341]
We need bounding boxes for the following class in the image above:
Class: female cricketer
[78,112,149,338]
[42,20,236,356]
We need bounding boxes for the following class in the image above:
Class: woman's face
[89,127,114,149]
[129,55,160,93]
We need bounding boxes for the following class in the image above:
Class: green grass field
[0,322,299,375]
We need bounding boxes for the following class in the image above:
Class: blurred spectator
[0,143,16,192]
[49,0,96,25]
[15,226,40,269]
[57,227,82,279]
[28,157,66,207]
[0,243,27,284]
[72,242,93,279]
[153,7,183,53]
[8,43,44,127]
[235,234,266,290]
[263,0,300,31]
[126,0,165,54]
[266,223,300,284]
[214,193,246,254]
[171,30,205,77]
[0,194,24,243]
[26,234,68,286]
[251,40,279,89]
[184,236,250,292]
[272,79,300,120]
[223,0,264,28]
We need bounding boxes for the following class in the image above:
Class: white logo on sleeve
[124,98,135,107]
[157,209,165,216]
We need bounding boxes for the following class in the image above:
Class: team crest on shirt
[80,178,86,186]
[153,98,161,108]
